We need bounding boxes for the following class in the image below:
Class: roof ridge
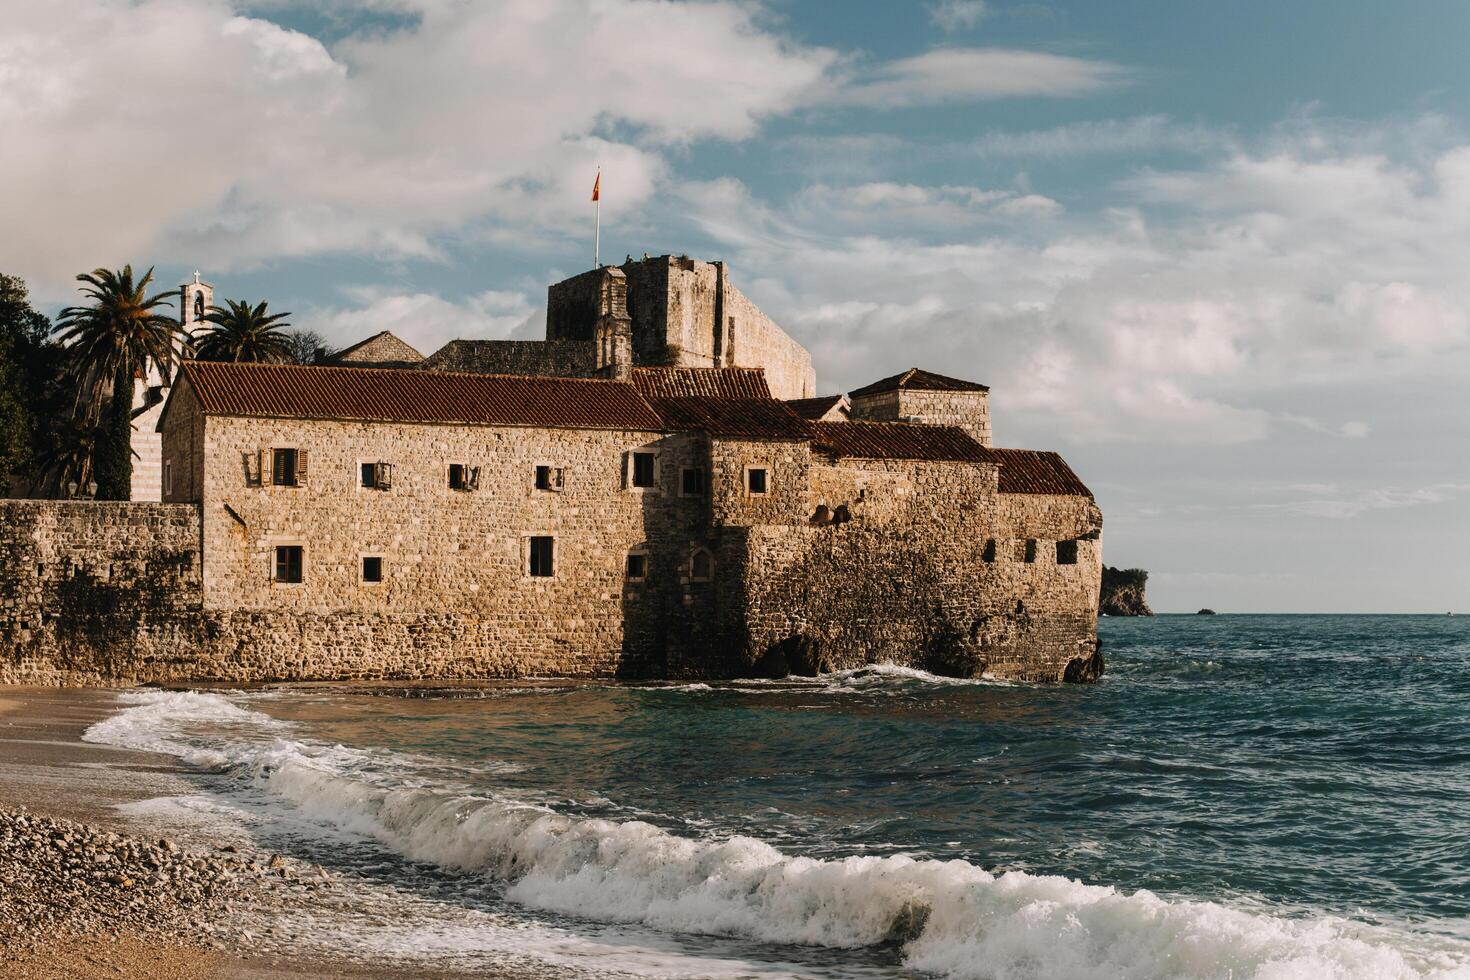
[186,359,634,387]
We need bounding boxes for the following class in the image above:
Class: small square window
[681,467,707,496]
[1056,540,1079,565]
[272,448,299,487]
[449,463,478,491]
[362,556,383,583]
[981,539,997,563]
[1023,539,1038,564]
[361,462,376,487]
[631,452,656,488]
[626,552,647,581]
[273,545,303,584]
[746,467,768,496]
[535,465,564,491]
[528,536,555,578]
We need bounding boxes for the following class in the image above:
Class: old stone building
[4,258,1102,686]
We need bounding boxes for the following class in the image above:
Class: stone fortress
[0,255,1104,686]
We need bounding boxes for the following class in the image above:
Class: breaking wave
[86,690,1470,980]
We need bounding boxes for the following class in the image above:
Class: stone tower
[179,271,214,346]
[129,272,214,502]
[592,268,633,380]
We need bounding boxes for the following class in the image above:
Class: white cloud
[301,288,541,356]
[973,115,1229,158]
[0,0,835,293]
[672,119,1470,446]
[828,48,1128,108]
[929,0,989,33]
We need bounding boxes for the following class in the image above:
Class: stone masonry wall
[547,258,816,398]
[726,457,1102,682]
[849,389,992,447]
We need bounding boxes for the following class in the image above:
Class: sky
[3,0,1469,613]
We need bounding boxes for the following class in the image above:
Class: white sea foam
[86,690,1470,980]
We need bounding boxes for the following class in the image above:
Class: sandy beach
[0,688,468,980]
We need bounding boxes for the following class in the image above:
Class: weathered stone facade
[546,257,815,398]
[7,256,1103,687]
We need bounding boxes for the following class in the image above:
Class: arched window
[193,293,204,319]
[689,548,713,582]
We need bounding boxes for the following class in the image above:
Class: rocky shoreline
[0,805,337,973]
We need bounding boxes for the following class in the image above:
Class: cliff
[1100,566,1153,617]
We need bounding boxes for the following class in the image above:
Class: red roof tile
[809,421,987,462]
[848,367,990,399]
[650,397,811,440]
[982,448,1093,497]
[631,367,772,400]
[786,394,849,421]
[178,361,664,431]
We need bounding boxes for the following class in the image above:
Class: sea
[82,615,1470,979]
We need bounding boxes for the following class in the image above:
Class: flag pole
[594,167,602,268]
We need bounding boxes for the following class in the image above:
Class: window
[163,460,174,497]
[1056,540,1079,565]
[449,464,479,491]
[745,467,768,496]
[1023,539,1037,564]
[625,551,647,581]
[361,462,392,490]
[273,545,303,584]
[631,452,656,488]
[981,539,997,563]
[689,548,713,582]
[680,467,707,497]
[535,465,565,491]
[271,448,303,487]
[528,536,555,578]
[361,555,383,583]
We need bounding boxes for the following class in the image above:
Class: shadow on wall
[736,524,1103,684]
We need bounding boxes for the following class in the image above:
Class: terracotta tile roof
[786,394,849,421]
[178,361,664,431]
[982,448,1093,497]
[810,421,987,462]
[631,367,772,400]
[650,396,811,440]
[848,367,990,399]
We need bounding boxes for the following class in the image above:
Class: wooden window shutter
[379,462,392,489]
[297,449,309,487]
[622,451,631,489]
[554,467,564,490]
[468,466,480,491]
[260,449,271,486]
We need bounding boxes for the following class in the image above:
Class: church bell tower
[180,271,214,341]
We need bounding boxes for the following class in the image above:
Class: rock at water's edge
[1099,566,1154,617]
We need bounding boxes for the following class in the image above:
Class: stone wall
[546,257,816,399]
[849,388,992,447]
[0,501,203,685]
[727,458,1102,682]
[2,415,1099,685]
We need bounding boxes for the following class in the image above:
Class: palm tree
[31,417,104,498]
[195,300,294,363]
[52,266,186,500]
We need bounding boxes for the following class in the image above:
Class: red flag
[591,171,600,202]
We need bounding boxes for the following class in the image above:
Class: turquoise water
[88,615,1470,978]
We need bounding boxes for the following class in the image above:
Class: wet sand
[0,688,480,980]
